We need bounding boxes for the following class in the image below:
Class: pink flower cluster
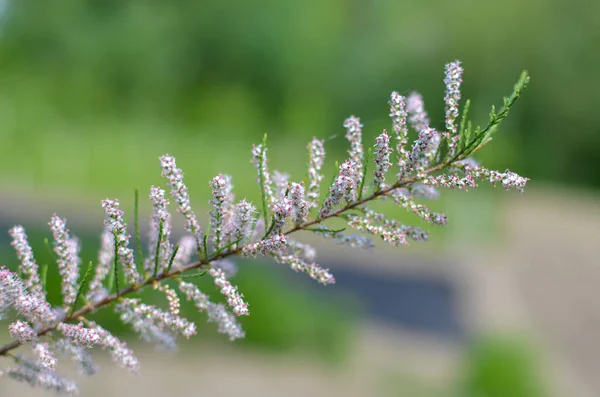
[444,60,464,136]
[146,186,173,275]
[276,255,335,285]
[209,268,249,316]
[160,155,203,242]
[87,228,113,302]
[320,160,359,217]
[101,199,140,284]
[373,130,393,189]
[178,281,244,341]
[343,116,364,185]
[9,226,44,300]
[117,298,196,339]
[209,174,234,249]
[48,216,80,308]
[306,138,326,207]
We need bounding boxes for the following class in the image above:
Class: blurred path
[491,188,600,397]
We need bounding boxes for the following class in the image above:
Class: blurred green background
[0,1,598,396]
[1,0,599,198]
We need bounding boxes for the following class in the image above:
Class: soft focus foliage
[0,0,597,192]
[462,335,548,397]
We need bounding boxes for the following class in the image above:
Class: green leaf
[69,261,93,317]
[257,134,270,222]
[213,237,243,258]
[165,243,180,274]
[458,99,471,152]
[262,216,276,240]
[134,189,144,268]
[465,121,473,149]
[40,264,48,293]
[105,261,115,294]
[450,71,529,162]
[180,269,209,279]
[319,161,339,211]
[436,137,450,166]
[306,227,346,234]
[111,230,120,296]
[489,104,497,122]
[203,234,209,261]
[359,147,371,197]
[153,220,163,279]
[43,238,55,261]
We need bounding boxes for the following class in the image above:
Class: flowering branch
[0,60,530,395]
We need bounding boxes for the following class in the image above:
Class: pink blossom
[275,255,335,285]
[251,143,275,206]
[49,216,80,308]
[373,130,393,189]
[306,138,326,208]
[209,174,234,249]
[209,268,249,316]
[343,115,364,184]
[160,155,202,242]
[33,343,57,371]
[242,234,288,257]
[145,186,172,276]
[289,182,309,225]
[9,320,36,343]
[320,160,359,217]
[9,226,44,299]
[87,228,113,302]
[444,60,464,136]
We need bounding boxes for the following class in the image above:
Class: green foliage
[111,230,119,295]
[178,270,208,279]
[460,335,548,397]
[152,220,163,278]
[458,99,471,153]
[39,263,48,293]
[134,189,144,268]
[0,0,597,193]
[257,134,270,222]
[165,243,179,274]
[440,72,530,165]
[379,334,549,397]
[69,260,93,316]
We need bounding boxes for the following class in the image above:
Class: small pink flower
[9,226,44,300]
[101,199,140,285]
[49,215,80,308]
[344,116,364,185]
[9,320,36,344]
[373,130,393,189]
[209,174,234,249]
[209,268,249,316]
[306,138,326,208]
[160,155,202,242]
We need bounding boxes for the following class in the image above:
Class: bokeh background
[0,1,599,396]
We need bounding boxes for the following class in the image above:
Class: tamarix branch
[0,61,529,395]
